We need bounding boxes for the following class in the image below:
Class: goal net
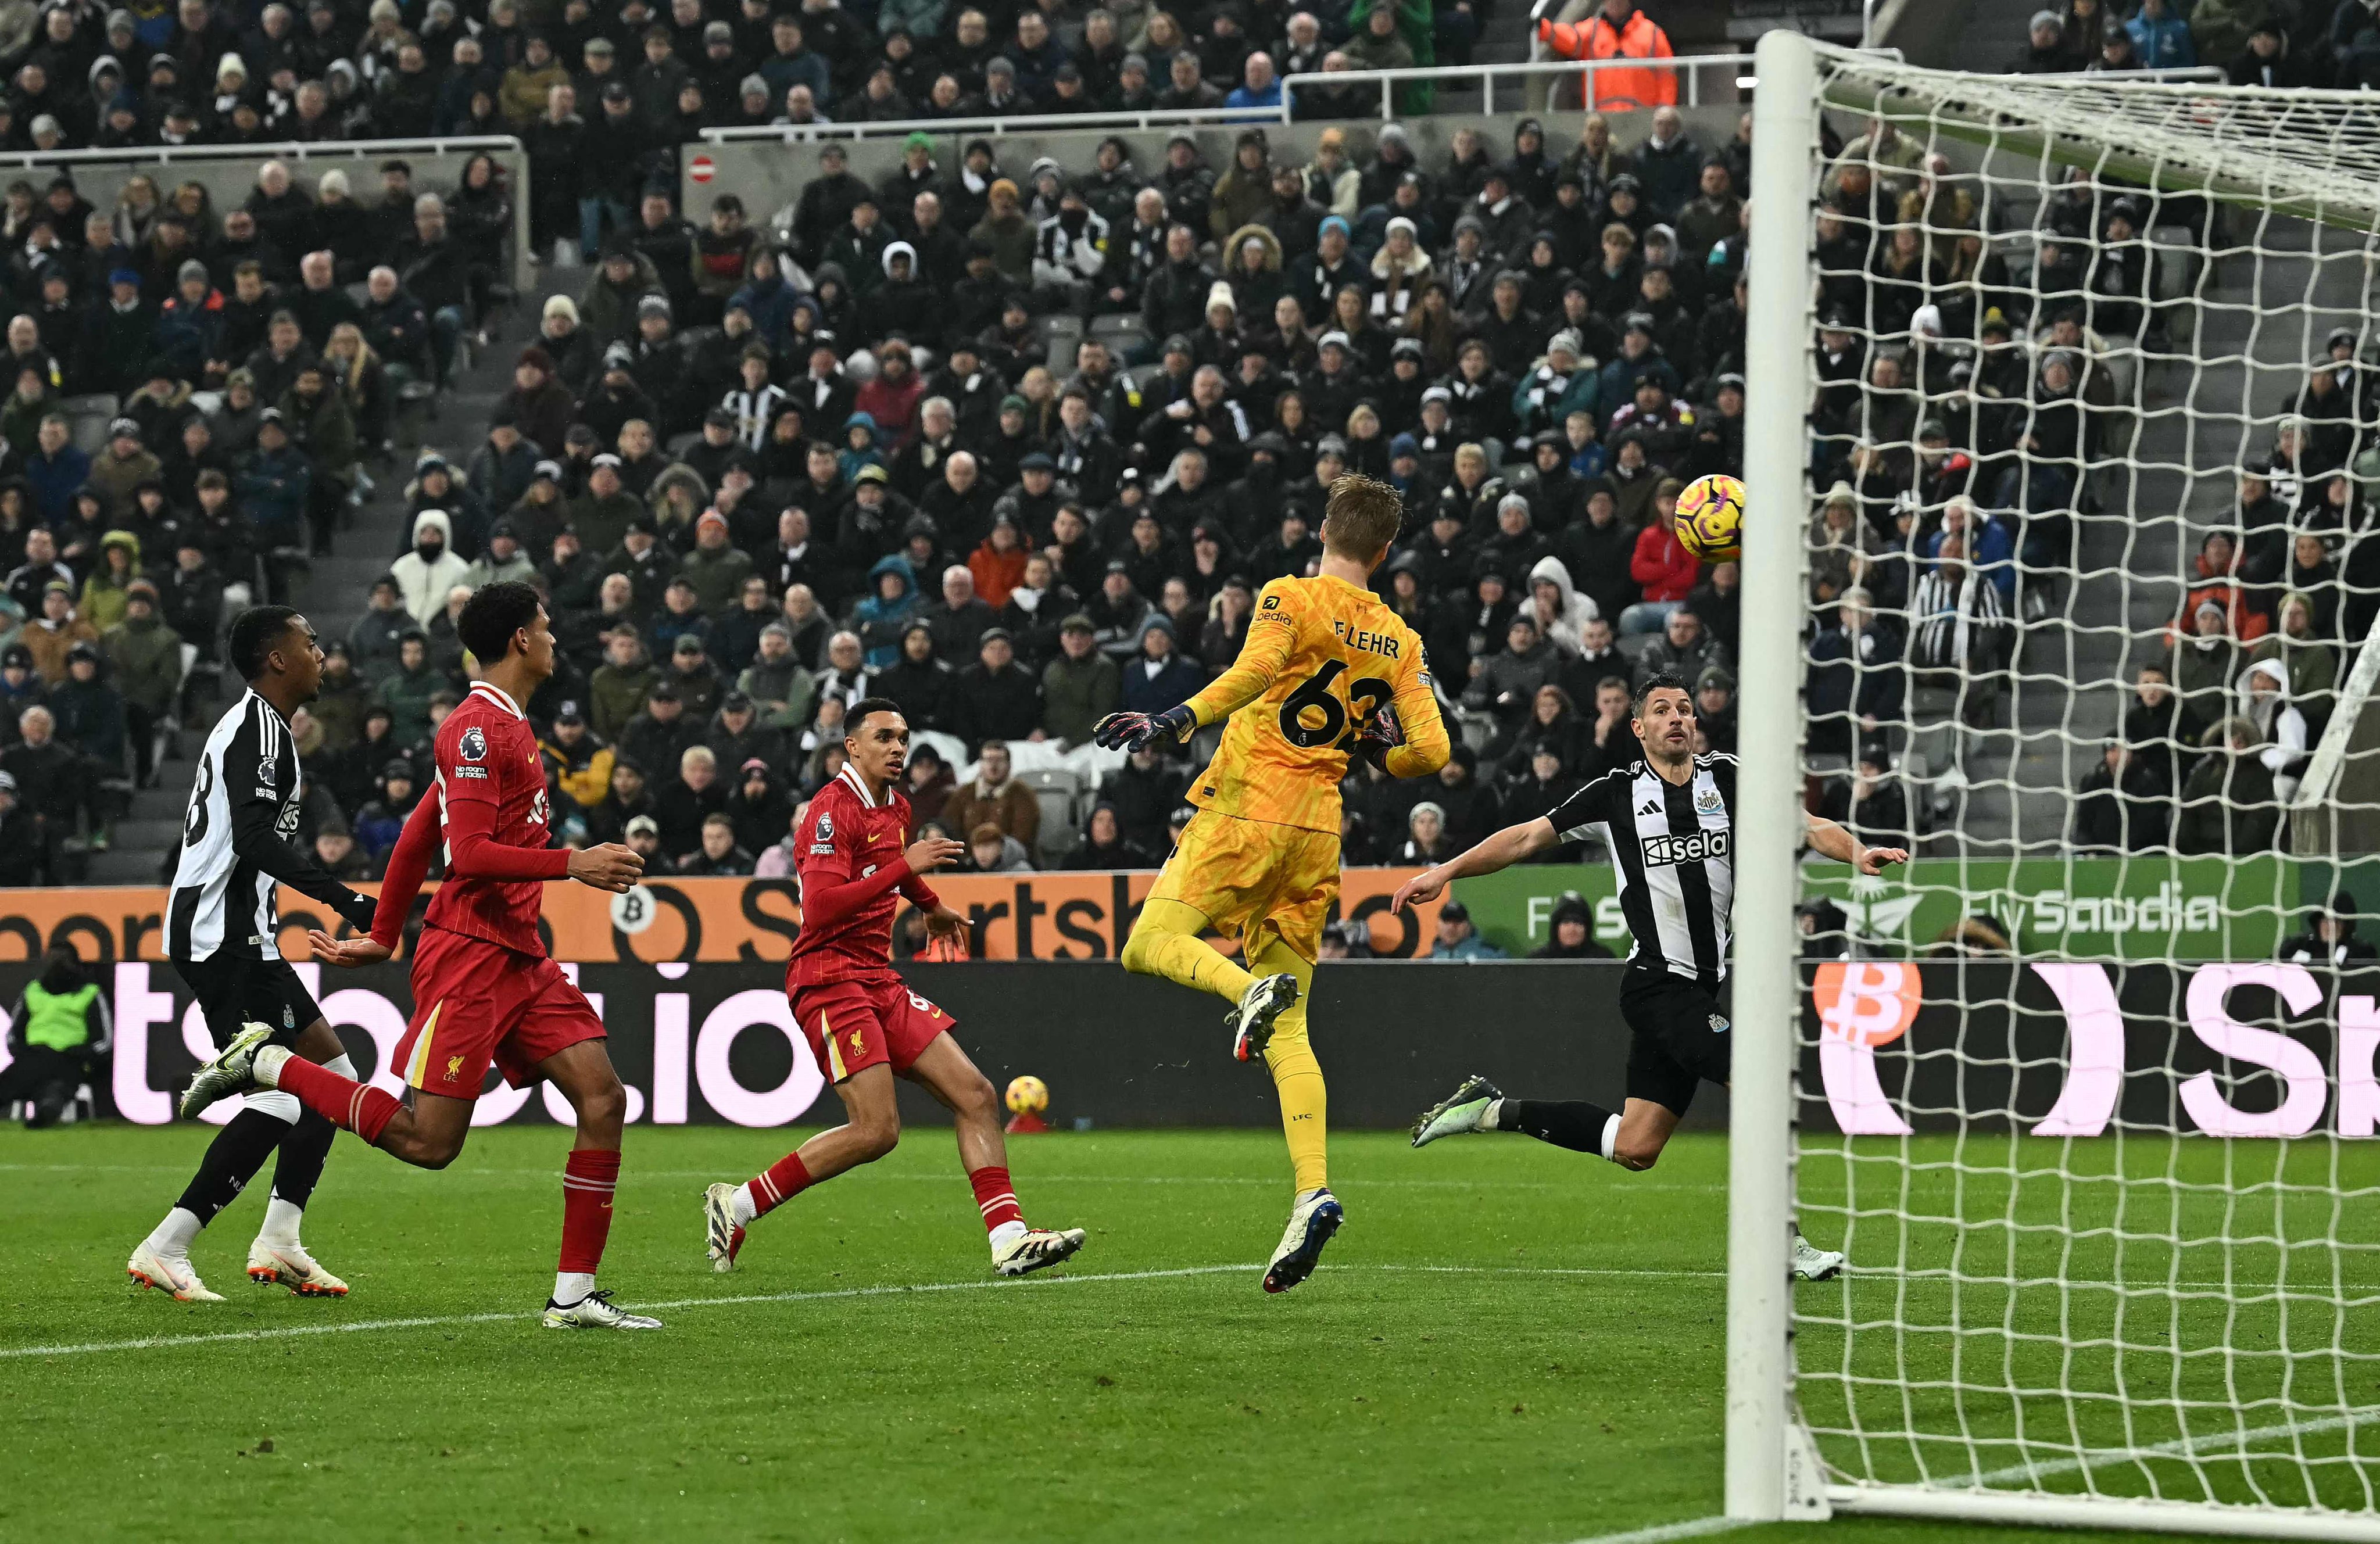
[1730,33,2380,1539]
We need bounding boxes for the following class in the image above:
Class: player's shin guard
[265,1054,351,1222]
[969,1165,1025,1243]
[269,1052,402,1145]
[1122,898,1257,1004]
[173,1105,291,1227]
[1499,1099,1621,1159]
[744,1150,813,1221]
[559,1148,620,1277]
[1249,938,1326,1195]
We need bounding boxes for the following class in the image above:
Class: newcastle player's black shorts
[1620,968,1733,1117]
[173,952,325,1049]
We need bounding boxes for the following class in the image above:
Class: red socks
[748,1151,813,1220]
[559,1148,619,1273]
[274,1056,401,1144]
[969,1166,1022,1235]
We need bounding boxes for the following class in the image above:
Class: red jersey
[426,682,567,955]
[786,764,940,989]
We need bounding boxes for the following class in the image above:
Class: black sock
[174,1108,291,1225]
[269,1108,337,1210]
[1498,1099,1617,1155]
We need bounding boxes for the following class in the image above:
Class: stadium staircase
[85,324,523,885]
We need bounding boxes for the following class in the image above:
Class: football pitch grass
[2,1123,2364,1544]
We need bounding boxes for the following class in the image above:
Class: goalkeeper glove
[1354,701,1406,771]
[1091,703,1197,752]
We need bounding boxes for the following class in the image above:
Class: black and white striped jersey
[169,690,369,962]
[1546,753,1737,988]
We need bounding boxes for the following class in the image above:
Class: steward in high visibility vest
[2,948,111,1128]
[1539,0,1677,114]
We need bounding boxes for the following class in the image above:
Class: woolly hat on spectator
[108,416,139,440]
[517,344,556,374]
[1384,216,1418,242]
[1318,330,1350,353]
[636,294,671,319]
[1548,330,1584,361]
[1319,214,1350,241]
[176,257,209,285]
[696,508,729,536]
[1161,334,1193,357]
[1206,281,1236,314]
[1421,384,1452,406]
[602,342,634,369]
[108,267,139,288]
[1316,434,1350,458]
[1390,433,1420,460]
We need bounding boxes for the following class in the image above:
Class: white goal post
[1732,30,2380,1539]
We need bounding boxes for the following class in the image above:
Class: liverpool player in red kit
[702,698,1086,1277]
[182,583,664,1330]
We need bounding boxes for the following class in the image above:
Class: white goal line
[1,1262,1716,1363]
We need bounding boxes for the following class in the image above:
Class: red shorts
[790,975,954,1083]
[393,926,607,1098]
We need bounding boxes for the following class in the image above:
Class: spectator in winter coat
[942,739,1041,854]
[2125,0,2195,67]
[1041,613,1120,744]
[1622,488,1700,633]
[389,508,470,626]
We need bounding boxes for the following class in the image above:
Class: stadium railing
[3,136,534,292]
[695,53,1765,146]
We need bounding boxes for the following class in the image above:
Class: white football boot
[1230,973,1300,1062]
[993,1227,1086,1277]
[702,1182,746,1273]
[126,1241,225,1302]
[1262,1188,1344,1294]
[1410,1074,1504,1148]
[1793,1235,1848,1282]
[247,1240,350,1296]
[178,1021,277,1119]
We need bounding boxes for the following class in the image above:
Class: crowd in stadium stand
[0,58,1782,887]
[2,0,2354,889]
[1811,98,2372,861]
[2009,0,2380,87]
[0,0,1484,159]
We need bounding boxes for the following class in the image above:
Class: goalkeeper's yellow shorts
[1147,809,1340,964]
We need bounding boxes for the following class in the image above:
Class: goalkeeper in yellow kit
[1094,475,1450,1293]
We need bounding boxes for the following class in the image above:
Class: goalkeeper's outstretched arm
[1388,815,1562,912]
[1803,812,1909,876]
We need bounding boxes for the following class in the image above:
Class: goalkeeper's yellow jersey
[1181,572,1451,835]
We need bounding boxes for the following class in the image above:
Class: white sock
[144,1206,202,1258]
[257,1197,305,1248]
[253,1044,292,1086]
[1598,1115,1622,1163]
[987,1219,1026,1252]
[730,1184,757,1227]
[553,1270,595,1305]
[322,1052,357,1081]
[1481,1098,1503,1131]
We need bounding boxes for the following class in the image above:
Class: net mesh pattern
[1782,42,2380,1524]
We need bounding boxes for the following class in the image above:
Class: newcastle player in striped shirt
[1390,674,1906,1281]
[126,606,381,1303]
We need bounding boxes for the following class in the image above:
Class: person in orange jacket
[1539,0,1677,114]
